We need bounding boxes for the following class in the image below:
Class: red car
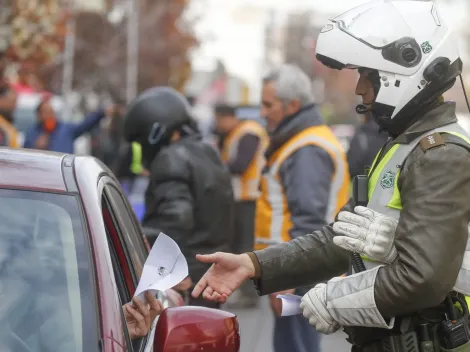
[0,148,240,352]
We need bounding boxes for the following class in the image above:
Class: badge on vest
[380,170,396,189]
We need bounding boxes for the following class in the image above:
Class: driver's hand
[124,291,163,340]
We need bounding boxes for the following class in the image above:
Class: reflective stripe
[130,142,143,175]
[256,237,283,246]
[265,172,285,244]
[446,131,470,144]
[365,122,470,298]
[265,134,347,243]
[231,177,261,199]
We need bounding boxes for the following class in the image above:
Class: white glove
[332,206,398,264]
[300,283,341,335]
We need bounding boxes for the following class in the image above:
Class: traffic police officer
[191,1,470,350]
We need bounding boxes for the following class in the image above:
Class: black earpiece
[423,57,451,83]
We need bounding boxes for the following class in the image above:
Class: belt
[351,331,420,352]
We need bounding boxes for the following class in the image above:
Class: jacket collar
[394,102,458,144]
[266,104,324,158]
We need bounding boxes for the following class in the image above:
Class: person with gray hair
[262,64,315,132]
[251,64,349,352]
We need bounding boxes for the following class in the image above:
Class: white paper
[276,294,303,316]
[134,233,189,301]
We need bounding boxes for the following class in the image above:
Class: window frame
[99,178,151,352]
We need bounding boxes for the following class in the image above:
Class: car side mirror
[153,306,240,352]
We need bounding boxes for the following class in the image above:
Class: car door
[100,176,157,352]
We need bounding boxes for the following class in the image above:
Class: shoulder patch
[419,132,445,152]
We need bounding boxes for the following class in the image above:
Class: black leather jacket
[142,135,235,281]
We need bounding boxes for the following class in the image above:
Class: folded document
[276,293,302,316]
[134,233,189,302]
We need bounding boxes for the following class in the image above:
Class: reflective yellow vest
[255,125,350,250]
[130,142,143,175]
[220,120,268,201]
[363,122,470,306]
[0,115,19,148]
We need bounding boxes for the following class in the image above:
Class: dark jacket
[252,102,470,345]
[23,110,106,153]
[347,117,388,178]
[268,104,336,240]
[142,135,235,281]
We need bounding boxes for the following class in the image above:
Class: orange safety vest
[255,125,350,250]
[220,120,268,201]
[0,115,19,148]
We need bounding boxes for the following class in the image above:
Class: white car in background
[13,93,90,154]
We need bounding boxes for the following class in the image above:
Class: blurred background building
[0,0,469,146]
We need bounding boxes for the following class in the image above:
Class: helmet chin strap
[357,103,393,136]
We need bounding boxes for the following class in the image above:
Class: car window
[102,194,135,297]
[101,188,147,352]
[107,233,135,352]
[104,184,148,279]
[0,189,98,352]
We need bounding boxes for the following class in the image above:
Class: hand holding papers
[134,233,189,302]
[276,293,302,316]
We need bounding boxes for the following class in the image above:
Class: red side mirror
[154,306,240,352]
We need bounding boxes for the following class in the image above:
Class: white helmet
[316,0,462,133]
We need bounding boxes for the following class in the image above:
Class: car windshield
[0,189,97,352]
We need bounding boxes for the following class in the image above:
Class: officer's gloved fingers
[337,210,371,228]
[333,221,368,241]
[333,236,364,254]
[376,217,399,234]
[354,206,381,222]
[362,236,397,264]
[301,302,340,335]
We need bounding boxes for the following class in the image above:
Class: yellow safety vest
[130,142,143,175]
[363,122,470,306]
[255,125,350,250]
[0,115,19,148]
[220,120,268,201]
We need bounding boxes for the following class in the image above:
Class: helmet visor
[331,0,413,48]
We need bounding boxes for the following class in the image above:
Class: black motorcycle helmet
[123,87,196,167]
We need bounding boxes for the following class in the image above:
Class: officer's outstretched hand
[192,253,255,304]
[332,206,398,264]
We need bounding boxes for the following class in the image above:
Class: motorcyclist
[123,87,235,309]
[191,1,470,350]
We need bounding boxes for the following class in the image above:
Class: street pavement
[223,296,351,352]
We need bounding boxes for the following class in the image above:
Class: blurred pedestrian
[255,64,349,352]
[0,51,19,147]
[91,102,126,167]
[214,103,268,308]
[23,94,118,153]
